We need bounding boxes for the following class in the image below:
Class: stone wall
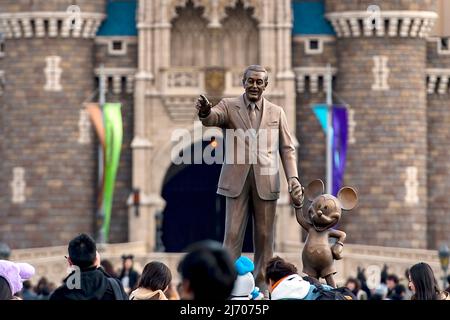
[335,37,428,249]
[426,40,450,249]
[95,42,138,69]
[0,38,98,248]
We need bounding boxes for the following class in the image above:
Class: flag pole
[97,64,106,243]
[326,64,333,194]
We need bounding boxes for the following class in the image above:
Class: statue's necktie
[249,103,257,130]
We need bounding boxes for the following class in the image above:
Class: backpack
[107,277,129,300]
[312,284,356,300]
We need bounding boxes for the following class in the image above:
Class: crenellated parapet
[0,12,105,39]
[94,67,137,95]
[325,11,437,38]
[426,68,450,95]
[293,66,337,94]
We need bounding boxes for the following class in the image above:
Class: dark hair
[138,261,172,292]
[101,259,118,278]
[410,262,440,300]
[265,256,298,284]
[23,280,33,290]
[395,284,406,295]
[0,276,13,300]
[178,240,236,301]
[68,233,97,270]
[447,274,450,285]
[387,274,399,284]
[345,277,361,292]
[243,65,268,83]
[35,277,50,296]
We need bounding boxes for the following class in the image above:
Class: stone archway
[132,0,298,252]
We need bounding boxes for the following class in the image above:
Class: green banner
[101,103,123,242]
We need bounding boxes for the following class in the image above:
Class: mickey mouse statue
[291,179,358,288]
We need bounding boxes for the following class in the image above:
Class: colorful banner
[87,102,123,242]
[332,107,348,196]
[312,104,348,196]
[102,103,123,242]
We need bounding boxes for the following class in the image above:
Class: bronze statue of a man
[195,65,303,291]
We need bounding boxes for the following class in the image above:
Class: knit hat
[235,256,254,275]
[0,260,35,294]
[231,256,260,299]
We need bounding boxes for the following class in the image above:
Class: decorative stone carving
[11,167,26,204]
[44,56,62,92]
[168,0,261,23]
[294,66,337,93]
[405,166,419,205]
[347,108,356,145]
[372,56,389,91]
[94,68,137,94]
[426,68,450,95]
[78,109,91,144]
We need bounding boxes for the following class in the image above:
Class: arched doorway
[161,138,253,252]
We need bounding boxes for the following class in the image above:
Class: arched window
[220,1,259,68]
[171,0,209,67]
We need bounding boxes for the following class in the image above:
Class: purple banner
[332,107,348,196]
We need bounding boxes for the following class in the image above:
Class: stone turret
[0,0,106,248]
[325,0,437,248]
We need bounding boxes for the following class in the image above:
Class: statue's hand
[288,178,304,208]
[196,94,212,117]
[331,242,344,260]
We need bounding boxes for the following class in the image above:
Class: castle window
[0,37,4,58]
[305,38,323,55]
[44,56,62,92]
[441,38,449,50]
[437,37,450,55]
[108,40,127,56]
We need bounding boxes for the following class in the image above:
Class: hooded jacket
[270,274,311,300]
[50,266,128,300]
[129,287,168,300]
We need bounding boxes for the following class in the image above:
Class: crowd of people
[0,233,449,301]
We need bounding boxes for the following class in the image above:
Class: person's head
[138,261,172,292]
[22,280,33,291]
[242,65,268,102]
[409,262,440,300]
[178,240,236,301]
[0,276,13,300]
[100,259,116,277]
[371,284,388,300]
[121,255,134,271]
[345,277,361,292]
[265,256,298,292]
[67,233,99,270]
[386,274,399,290]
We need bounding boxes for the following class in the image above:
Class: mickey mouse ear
[337,187,358,210]
[305,179,325,201]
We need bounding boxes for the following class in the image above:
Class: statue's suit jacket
[200,94,298,200]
